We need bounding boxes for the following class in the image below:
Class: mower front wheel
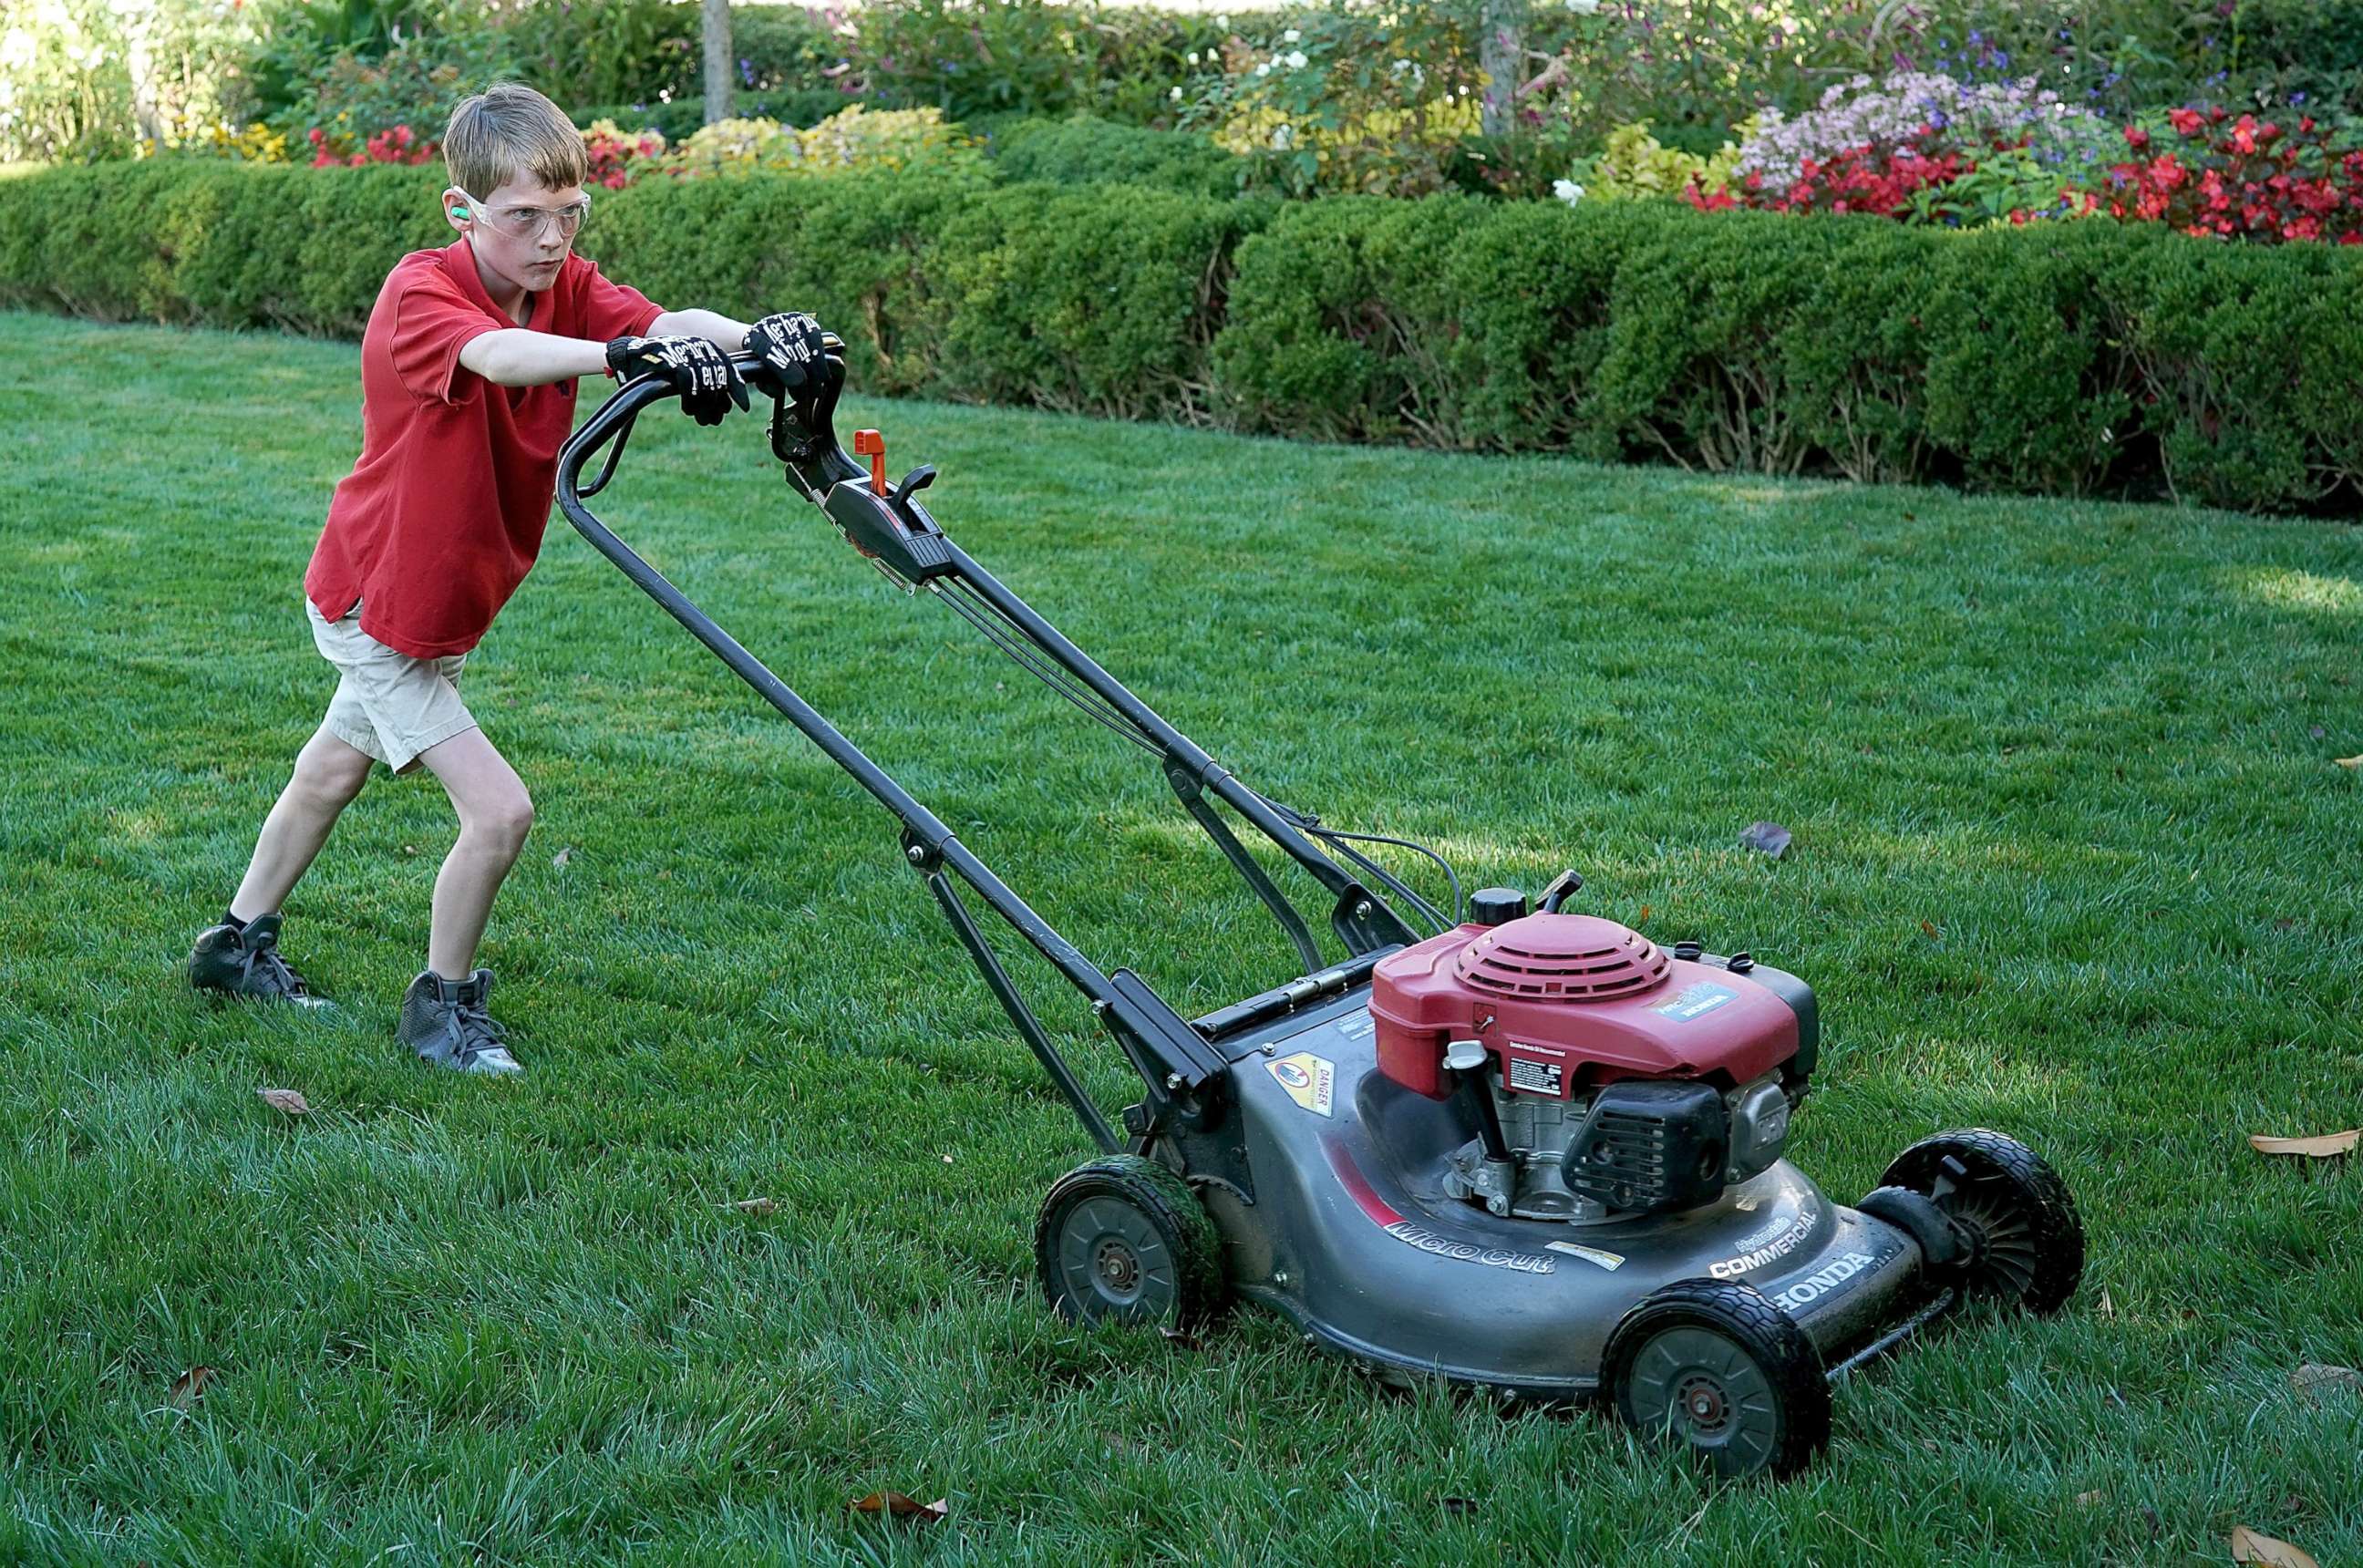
[1880,1129,2084,1315]
[1035,1154,1223,1330]
[1604,1278,1832,1480]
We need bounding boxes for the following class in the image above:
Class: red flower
[2123,125,2151,150]
[2168,108,2203,137]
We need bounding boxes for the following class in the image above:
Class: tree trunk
[1479,0,1524,138]
[702,0,734,126]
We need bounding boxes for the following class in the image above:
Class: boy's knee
[472,791,534,856]
[295,746,371,809]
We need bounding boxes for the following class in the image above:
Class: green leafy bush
[570,89,856,144]
[285,28,519,157]
[652,105,983,181]
[987,115,1242,198]
[1216,192,2363,510]
[0,0,270,161]
[920,181,1255,419]
[851,0,1219,123]
[6,158,2360,513]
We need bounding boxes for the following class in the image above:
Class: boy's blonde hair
[443,82,589,196]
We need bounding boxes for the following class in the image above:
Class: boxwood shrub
[5,159,2358,513]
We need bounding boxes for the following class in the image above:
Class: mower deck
[1199,984,1936,1398]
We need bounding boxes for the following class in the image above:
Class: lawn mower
[552,339,2086,1479]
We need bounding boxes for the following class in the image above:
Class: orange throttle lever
[852,428,888,497]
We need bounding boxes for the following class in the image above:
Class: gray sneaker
[398,968,523,1077]
[189,914,329,1008]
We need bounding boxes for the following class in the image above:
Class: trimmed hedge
[5,160,2360,513]
[987,115,1245,199]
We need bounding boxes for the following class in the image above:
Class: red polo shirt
[304,239,665,659]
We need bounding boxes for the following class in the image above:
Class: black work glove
[604,335,749,426]
[741,310,831,398]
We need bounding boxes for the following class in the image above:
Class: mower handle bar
[560,350,783,505]
[552,355,1433,1145]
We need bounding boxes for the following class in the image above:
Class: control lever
[890,465,936,510]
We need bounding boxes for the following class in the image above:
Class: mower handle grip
[559,346,860,511]
[557,350,779,505]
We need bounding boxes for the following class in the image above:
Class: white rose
[1170,86,1183,101]
[1285,50,1307,69]
[1553,178,1585,203]
[1273,123,1295,150]
[1283,26,1301,41]
[1567,0,1601,11]
[1254,61,1270,76]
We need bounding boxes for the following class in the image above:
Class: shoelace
[451,997,510,1059]
[242,937,309,997]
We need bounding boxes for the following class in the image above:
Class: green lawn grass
[4,310,2360,1565]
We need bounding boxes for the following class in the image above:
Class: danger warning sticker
[1267,1051,1336,1117]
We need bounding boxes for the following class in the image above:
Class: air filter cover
[1452,913,1671,1004]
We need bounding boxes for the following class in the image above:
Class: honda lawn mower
[553,338,2086,1479]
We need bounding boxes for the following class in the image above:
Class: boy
[188,81,831,1075]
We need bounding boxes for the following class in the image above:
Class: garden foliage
[5,158,2359,515]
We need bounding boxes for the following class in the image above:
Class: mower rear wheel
[1604,1279,1831,1480]
[1035,1154,1223,1330]
[1880,1129,2084,1315]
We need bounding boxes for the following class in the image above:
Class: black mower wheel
[1034,1154,1223,1330]
[1603,1279,1831,1480]
[1880,1129,2084,1315]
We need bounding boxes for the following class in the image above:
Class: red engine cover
[1370,912,1799,1099]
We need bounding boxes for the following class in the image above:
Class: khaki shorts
[306,598,479,774]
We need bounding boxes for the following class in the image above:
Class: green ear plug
[449,206,468,221]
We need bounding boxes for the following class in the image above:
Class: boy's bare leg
[416,727,534,980]
[229,728,377,921]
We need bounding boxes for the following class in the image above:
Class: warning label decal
[1267,1051,1337,1117]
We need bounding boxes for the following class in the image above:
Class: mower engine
[1369,887,1818,1223]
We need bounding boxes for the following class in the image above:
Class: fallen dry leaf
[1920,919,1942,941]
[2097,1289,2116,1320]
[1739,820,1791,859]
[730,1197,777,1216]
[1157,1326,1203,1351]
[551,844,574,868]
[2290,1363,2362,1403]
[2337,755,2363,769]
[257,1088,310,1116]
[2075,1490,2104,1509]
[1636,904,1651,924]
[2247,1130,2360,1159]
[850,1491,947,1525]
[2230,1525,2318,1568]
[168,1366,215,1410]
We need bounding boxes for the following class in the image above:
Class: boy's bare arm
[459,331,611,387]
[645,308,753,353]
